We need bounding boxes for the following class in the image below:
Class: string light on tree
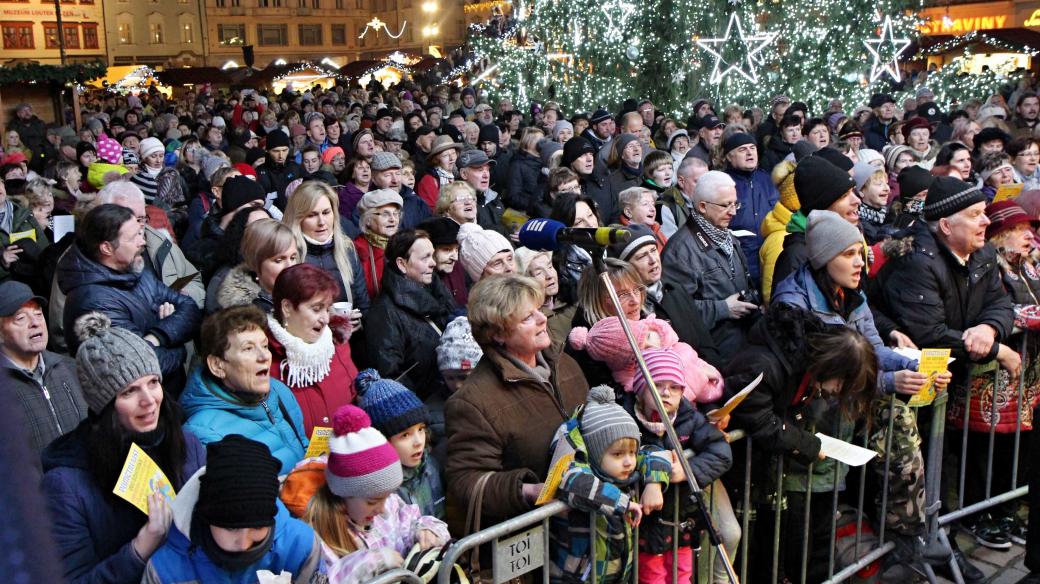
[599,0,636,42]
[863,15,911,82]
[696,12,778,84]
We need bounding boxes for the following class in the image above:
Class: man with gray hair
[659,156,709,238]
[661,170,759,355]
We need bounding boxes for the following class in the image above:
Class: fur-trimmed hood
[215,263,261,309]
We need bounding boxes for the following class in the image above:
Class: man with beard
[57,204,201,394]
[1014,91,1040,138]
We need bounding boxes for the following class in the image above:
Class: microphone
[518,218,631,251]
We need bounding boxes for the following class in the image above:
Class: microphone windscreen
[518,218,567,251]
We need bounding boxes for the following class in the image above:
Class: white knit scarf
[266,315,335,388]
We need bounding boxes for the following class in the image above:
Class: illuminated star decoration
[358,17,407,39]
[696,12,778,84]
[863,16,911,82]
[600,0,637,42]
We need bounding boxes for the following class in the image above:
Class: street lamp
[422,1,437,12]
[422,24,439,37]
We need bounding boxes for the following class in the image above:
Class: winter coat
[773,264,915,394]
[0,350,87,453]
[646,279,725,370]
[363,267,455,398]
[621,395,732,554]
[354,235,386,299]
[0,202,49,284]
[492,146,515,196]
[398,452,446,519]
[212,263,274,313]
[608,165,642,203]
[303,237,371,310]
[399,186,434,231]
[657,186,693,240]
[759,138,794,173]
[142,471,321,584]
[256,160,303,210]
[179,367,308,474]
[758,202,794,303]
[660,215,755,357]
[41,424,205,584]
[544,301,577,361]
[583,160,620,224]
[439,261,469,308]
[476,188,508,235]
[878,220,1014,391]
[444,347,589,524]
[506,150,545,213]
[181,193,214,253]
[863,116,893,152]
[416,172,449,211]
[771,214,808,297]
[337,182,366,219]
[723,304,826,466]
[548,408,672,584]
[726,167,779,282]
[57,243,202,379]
[268,331,358,437]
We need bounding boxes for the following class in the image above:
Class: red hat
[232,162,257,178]
[901,116,932,140]
[986,200,1039,239]
[1,151,28,166]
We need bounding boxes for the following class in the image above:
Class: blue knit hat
[356,369,429,437]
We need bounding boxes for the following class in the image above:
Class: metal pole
[1012,335,1028,488]
[922,393,957,573]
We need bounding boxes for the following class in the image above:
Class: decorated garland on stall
[0,61,107,86]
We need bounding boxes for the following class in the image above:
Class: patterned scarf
[858,204,887,225]
[364,231,390,249]
[691,211,735,257]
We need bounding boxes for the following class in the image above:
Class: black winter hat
[221,175,266,215]
[897,165,933,200]
[924,176,987,221]
[561,137,596,169]
[721,132,756,156]
[478,123,499,145]
[265,129,290,150]
[814,147,854,172]
[868,93,896,109]
[418,216,461,247]
[974,127,1010,149]
[794,155,856,213]
[196,435,280,528]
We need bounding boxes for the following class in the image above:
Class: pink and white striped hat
[96,133,123,164]
[326,404,403,498]
[631,348,687,396]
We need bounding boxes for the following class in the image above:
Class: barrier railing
[364,569,426,584]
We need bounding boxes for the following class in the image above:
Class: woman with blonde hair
[283,181,370,317]
[434,180,478,225]
[214,218,299,312]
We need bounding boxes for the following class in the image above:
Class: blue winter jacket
[179,367,308,474]
[772,264,915,393]
[726,167,779,283]
[41,423,206,584]
[57,243,202,379]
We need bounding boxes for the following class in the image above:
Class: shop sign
[919,15,1009,35]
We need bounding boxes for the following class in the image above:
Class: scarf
[634,398,676,437]
[691,211,735,257]
[0,199,12,235]
[434,167,454,186]
[191,512,274,572]
[302,232,334,246]
[858,204,887,225]
[364,231,390,249]
[267,315,335,388]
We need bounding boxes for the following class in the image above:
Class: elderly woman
[903,117,938,167]
[267,263,359,437]
[619,186,666,249]
[607,134,644,201]
[803,117,831,149]
[363,229,455,399]
[214,218,299,313]
[1008,137,1040,191]
[515,246,574,359]
[435,180,478,225]
[284,181,369,317]
[979,151,1019,202]
[417,135,462,211]
[445,274,589,524]
[354,188,403,298]
[419,215,468,307]
[44,315,205,584]
[885,144,915,202]
[181,305,306,474]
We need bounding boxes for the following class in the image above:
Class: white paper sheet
[816,432,878,466]
[53,215,75,243]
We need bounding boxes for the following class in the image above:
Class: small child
[853,162,892,243]
[624,348,735,584]
[549,386,672,584]
[568,315,724,404]
[304,405,451,584]
[356,369,445,519]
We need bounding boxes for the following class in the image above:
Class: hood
[761,203,793,237]
[169,466,295,544]
[180,366,290,424]
[56,242,141,295]
[217,264,261,309]
[41,421,90,472]
[380,266,453,319]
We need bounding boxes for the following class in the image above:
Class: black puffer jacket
[57,243,202,379]
[363,266,456,399]
[256,160,302,210]
[506,150,544,212]
[622,395,732,553]
[303,238,371,311]
[879,220,1014,388]
[723,304,828,465]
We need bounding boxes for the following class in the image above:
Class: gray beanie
[806,210,863,270]
[436,316,484,371]
[74,312,162,414]
[581,386,641,466]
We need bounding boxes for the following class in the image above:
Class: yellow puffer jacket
[759,203,793,303]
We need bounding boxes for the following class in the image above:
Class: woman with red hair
[268,263,359,436]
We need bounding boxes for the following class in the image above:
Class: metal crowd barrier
[363,569,426,584]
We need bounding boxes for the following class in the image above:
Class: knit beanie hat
[884,145,912,173]
[897,165,933,199]
[321,146,345,166]
[722,132,756,156]
[221,175,266,215]
[139,137,164,161]
[852,161,884,191]
[771,160,801,212]
[814,147,854,172]
[806,210,863,269]
[858,149,884,168]
[356,369,429,438]
[552,120,574,142]
[265,129,290,150]
[458,222,512,281]
[561,137,595,169]
[437,316,484,371]
[202,154,230,182]
[478,123,500,145]
[539,140,563,169]
[122,147,140,166]
[794,155,855,214]
[924,176,987,221]
[631,348,687,397]
[73,312,162,414]
[613,134,641,163]
[196,435,280,528]
[607,223,656,262]
[569,315,679,374]
[96,133,122,164]
[582,386,641,465]
[326,405,403,499]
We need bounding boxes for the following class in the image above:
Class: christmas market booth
[0,61,106,129]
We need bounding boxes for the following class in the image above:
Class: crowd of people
[4,71,1040,584]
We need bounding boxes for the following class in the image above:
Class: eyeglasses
[705,200,742,211]
[374,210,401,220]
[1017,150,1040,158]
[615,286,646,302]
[453,196,476,204]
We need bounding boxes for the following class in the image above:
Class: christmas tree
[465,0,1020,115]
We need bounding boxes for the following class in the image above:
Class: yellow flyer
[992,183,1025,203]
[908,348,952,407]
[8,229,36,244]
[304,426,332,459]
[112,443,176,514]
[535,452,574,505]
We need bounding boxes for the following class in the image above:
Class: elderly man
[457,150,507,234]
[661,171,758,356]
[660,156,709,238]
[723,132,779,284]
[367,152,431,230]
[880,176,1016,583]
[0,281,86,453]
[864,93,898,151]
[688,115,725,167]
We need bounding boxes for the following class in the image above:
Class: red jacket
[354,235,386,298]
[416,173,444,211]
[268,332,358,437]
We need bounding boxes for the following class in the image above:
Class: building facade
[0,0,106,64]
[103,0,207,67]
[204,0,465,69]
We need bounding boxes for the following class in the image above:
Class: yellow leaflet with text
[908,348,952,407]
[112,443,176,514]
[304,426,333,459]
[536,452,575,505]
